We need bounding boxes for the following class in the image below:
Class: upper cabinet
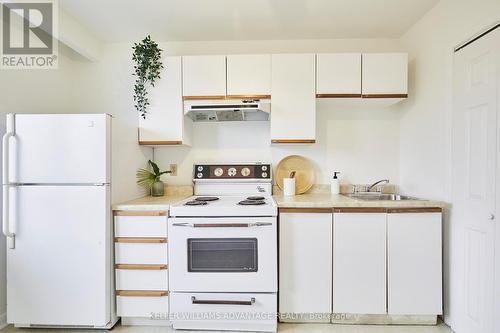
[182,55,226,99]
[316,53,361,97]
[226,54,271,98]
[271,54,316,144]
[362,53,408,97]
[139,56,192,146]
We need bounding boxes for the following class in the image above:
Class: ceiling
[60,0,439,42]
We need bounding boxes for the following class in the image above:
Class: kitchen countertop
[273,193,448,209]
[112,186,193,211]
[113,192,448,211]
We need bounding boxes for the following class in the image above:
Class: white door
[226,54,271,97]
[316,53,362,96]
[270,54,316,143]
[361,53,408,95]
[182,55,226,97]
[387,212,442,315]
[333,212,386,314]
[7,185,110,326]
[279,212,332,322]
[10,114,110,184]
[453,27,500,333]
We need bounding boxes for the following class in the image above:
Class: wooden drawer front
[115,243,167,265]
[171,292,277,331]
[115,215,167,238]
[117,293,169,318]
[116,268,168,291]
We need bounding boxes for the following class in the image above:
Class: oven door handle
[191,296,255,306]
[172,222,272,228]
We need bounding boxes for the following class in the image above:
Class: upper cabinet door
[226,54,271,98]
[316,53,361,97]
[271,54,316,144]
[182,55,226,98]
[362,53,408,97]
[139,56,192,146]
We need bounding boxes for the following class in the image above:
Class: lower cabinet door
[387,212,442,315]
[279,212,332,322]
[116,292,169,318]
[333,212,386,314]
[170,292,277,332]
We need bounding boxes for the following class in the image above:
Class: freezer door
[7,185,111,327]
[10,114,110,184]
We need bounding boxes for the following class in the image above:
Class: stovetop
[170,195,278,217]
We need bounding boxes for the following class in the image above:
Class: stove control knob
[214,168,224,177]
[241,167,251,177]
[197,173,203,178]
[261,165,268,171]
[197,166,203,172]
[228,167,237,177]
[262,172,268,178]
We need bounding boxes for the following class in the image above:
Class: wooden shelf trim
[225,94,271,99]
[333,207,388,213]
[361,94,408,99]
[279,207,332,213]
[316,93,362,98]
[138,140,183,146]
[116,290,168,297]
[387,207,442,213]
[183,95,226,100]
[113,211,167,217]
[271,139,316,144]
[115,264,167,270]
[115,237,167,244]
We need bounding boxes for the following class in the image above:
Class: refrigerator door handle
[3,114,15,248]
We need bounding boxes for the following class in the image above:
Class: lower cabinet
[279,210,332,322]
[113,211,170,326]
[333,210,387,314]
[387,211,442,315]
[278,208,443,324]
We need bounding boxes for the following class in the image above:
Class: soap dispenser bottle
[331,172,340,194]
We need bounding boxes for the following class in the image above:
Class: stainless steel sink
[343,193,420,201]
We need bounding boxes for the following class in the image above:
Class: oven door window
[188,238,258,272]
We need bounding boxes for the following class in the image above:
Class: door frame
[449,14,500,333]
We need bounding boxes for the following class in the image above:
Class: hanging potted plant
[132,35,164,119]
[136,160,172,197]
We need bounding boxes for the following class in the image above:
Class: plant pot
[151,180,165,197]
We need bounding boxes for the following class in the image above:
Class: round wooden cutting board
[275,155,315,194]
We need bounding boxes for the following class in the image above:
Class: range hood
[184,99,271,122]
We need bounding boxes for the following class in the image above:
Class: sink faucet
[367,179,390,192]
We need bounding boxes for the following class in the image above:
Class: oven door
[168,217,277,292]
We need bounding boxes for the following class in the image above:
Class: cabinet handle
[116,290,168,297]
[191,296,255,306]
[114,237,167,243]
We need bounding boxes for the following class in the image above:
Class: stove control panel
[194,164,272,180]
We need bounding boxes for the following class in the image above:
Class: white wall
[397,0,500,330]
[143,38,404,186]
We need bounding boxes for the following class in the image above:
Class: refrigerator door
[7,185,111,327]
[10,114,110,184]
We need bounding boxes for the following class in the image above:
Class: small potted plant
[136,160,171,197]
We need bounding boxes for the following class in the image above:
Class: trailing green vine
[132,35,164,119]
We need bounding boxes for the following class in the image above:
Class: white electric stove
[168,163,278,332]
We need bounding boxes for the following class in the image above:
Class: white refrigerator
[2,114,117,328]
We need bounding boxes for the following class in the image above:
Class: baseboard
[0,312,7,330]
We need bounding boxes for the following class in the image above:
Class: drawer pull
[116,290,168,297]
[115,237,167,243]
[115,264,167,270]
[173,222,271,228]
[191,296,255,306]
